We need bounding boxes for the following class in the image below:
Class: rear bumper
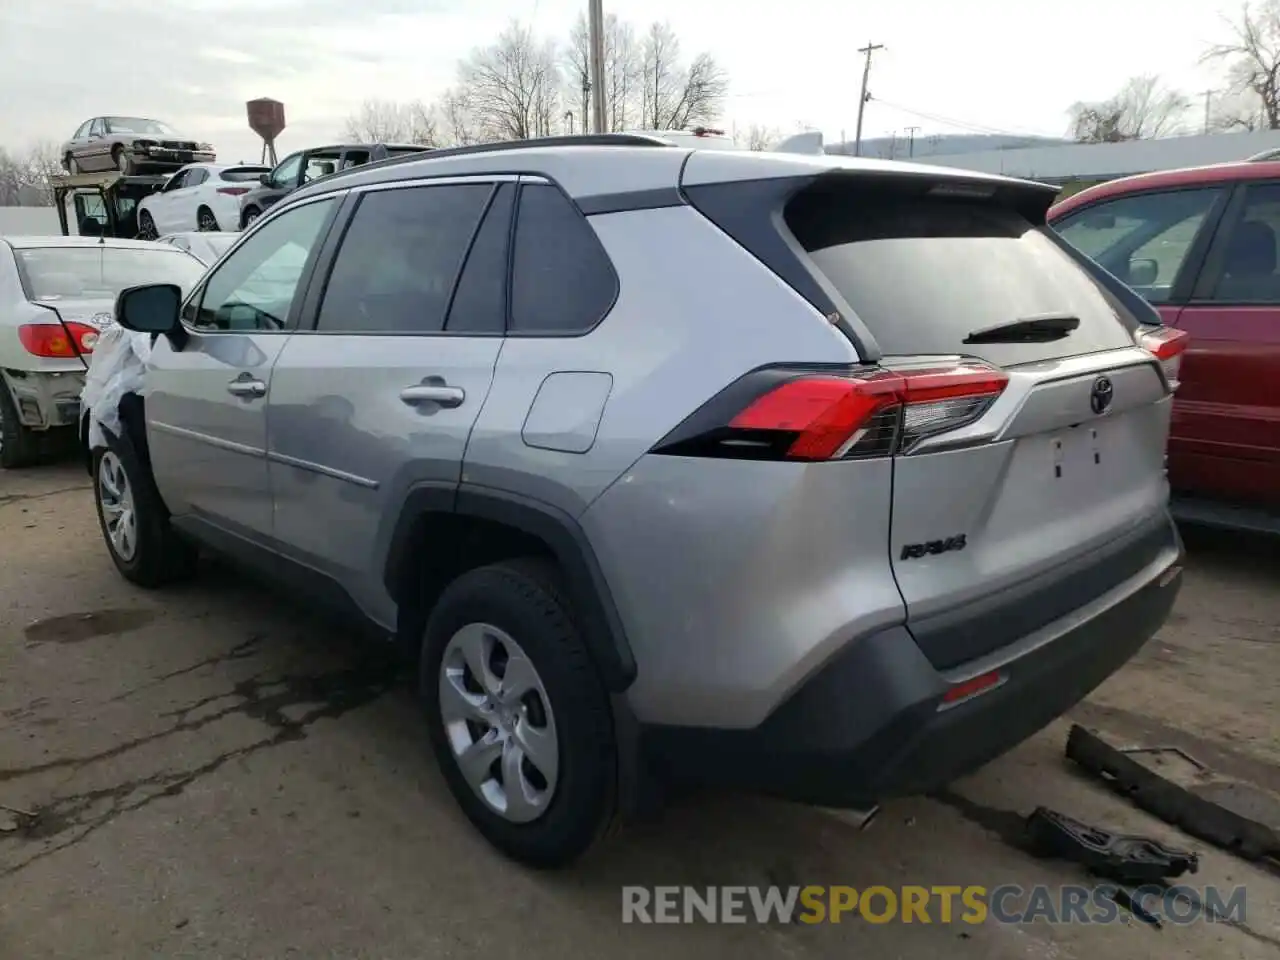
[642,514,1184,807]
[1,369,84,431]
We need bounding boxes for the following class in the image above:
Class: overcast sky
[0,0,1239,161]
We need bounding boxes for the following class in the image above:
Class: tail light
[19,322,98,358]
[652,361,1009,462]
[217,186,251,196]
[1137,325,1189,388]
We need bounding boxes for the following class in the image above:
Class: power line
[868,97,1060,140]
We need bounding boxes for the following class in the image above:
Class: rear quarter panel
[462,203,861,516]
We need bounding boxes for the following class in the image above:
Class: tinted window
[14,247,205,301]
[1205,182,1280,303]
[509,183,616,334]
[316,184,490,334]
[220,166,270,183]
[194,198,333,332]
[1053,188,1222,303]
[446,185,513,334]
[270,153,303,188]
[789,185,1139,366]
[185,168,208,187]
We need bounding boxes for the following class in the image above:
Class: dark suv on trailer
[237,142,432,228]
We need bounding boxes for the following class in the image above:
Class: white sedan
[0,236,205,468]
[136,162,270,238]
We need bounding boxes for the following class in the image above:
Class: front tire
[92,430,196,587]
[421,559,618,868]
[137,210,158,241]
[114,147,135,174]
[0,384,41,469]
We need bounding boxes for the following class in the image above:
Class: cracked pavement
[2,462,1279,959]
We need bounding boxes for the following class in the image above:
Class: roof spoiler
[772,131,825,155]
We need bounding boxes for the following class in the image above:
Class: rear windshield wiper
[963,314,1080,344]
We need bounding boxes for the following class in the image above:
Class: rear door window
[1052,188,1223,303]
[789,186,1144,366]
[509,183,616,335]
[1198,182,1280,303]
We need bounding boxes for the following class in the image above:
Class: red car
[1049,161,1280,535]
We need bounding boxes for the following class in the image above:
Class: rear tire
[0,384,41,469]
[197,207,220,232]
[92,429,197,587]
[65,153,78,174]
[241,206,260,230]
[421,559,618,869]
[137,211,158,241]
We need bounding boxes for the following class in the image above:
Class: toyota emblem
[1090,375,1114,415]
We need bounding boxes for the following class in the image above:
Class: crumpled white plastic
[79,324,153,451]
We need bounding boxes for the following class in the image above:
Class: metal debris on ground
[1065,724,1280,870]
[1023,806,1199,884]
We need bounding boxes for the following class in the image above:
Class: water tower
[246,98,286,166]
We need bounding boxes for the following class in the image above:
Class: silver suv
[88,134,1187,868]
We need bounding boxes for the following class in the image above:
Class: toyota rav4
[86,133,1186,868]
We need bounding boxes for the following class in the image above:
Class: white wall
[918,130,1280,181]
[0,207,62,237]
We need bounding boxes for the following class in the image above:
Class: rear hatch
[686,162,1186,670]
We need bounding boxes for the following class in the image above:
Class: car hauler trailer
[48,172,169,239]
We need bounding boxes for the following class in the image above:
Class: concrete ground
[1,462,1278,960]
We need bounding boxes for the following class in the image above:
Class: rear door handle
[400,384,465,408]
[227,376,266,398]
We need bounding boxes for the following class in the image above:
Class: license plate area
[1049,423,1107,482]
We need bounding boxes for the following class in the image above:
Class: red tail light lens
[1137,325,1189,387]
[654,361,1009,462]
[18,322,98,358]
[217,186,251,196]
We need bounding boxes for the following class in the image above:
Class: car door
[145,195,341,543]
[148,168,190,234]
[167,166,208,232]
[266,177,510,624]
[84,118,108,170]
[1166,181,1280,507]
[1051,185,1229,489]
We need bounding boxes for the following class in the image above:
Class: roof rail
[314,133,678,186]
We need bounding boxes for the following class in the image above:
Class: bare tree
[342,99,440,146]
[744,124,781,151]
[1067,75,1189,142]
[434,87,483,146]
[566,12,642,132]
[1204,1,1280,130]
[0,142,60,206]
[457,20,563,142]
[639,21,728,130]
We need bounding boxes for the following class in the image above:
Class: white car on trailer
[135,163,271,238]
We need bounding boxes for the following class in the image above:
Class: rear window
[220,167,270,182]
[14,247,206,301]
[787,186,1139,365]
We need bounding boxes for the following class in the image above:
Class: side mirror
[1127,258,1159,287]
[115,283,182,335]
[259,173,270,184]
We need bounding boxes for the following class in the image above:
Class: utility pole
[1198,89,1214,135]
[588,0,607,134]
[853,42,885,157]
[905,124,920,158]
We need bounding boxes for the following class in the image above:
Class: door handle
[400,384,465,408]
[227,376,266,398]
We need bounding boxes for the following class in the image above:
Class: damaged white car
[0,236,205,468]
